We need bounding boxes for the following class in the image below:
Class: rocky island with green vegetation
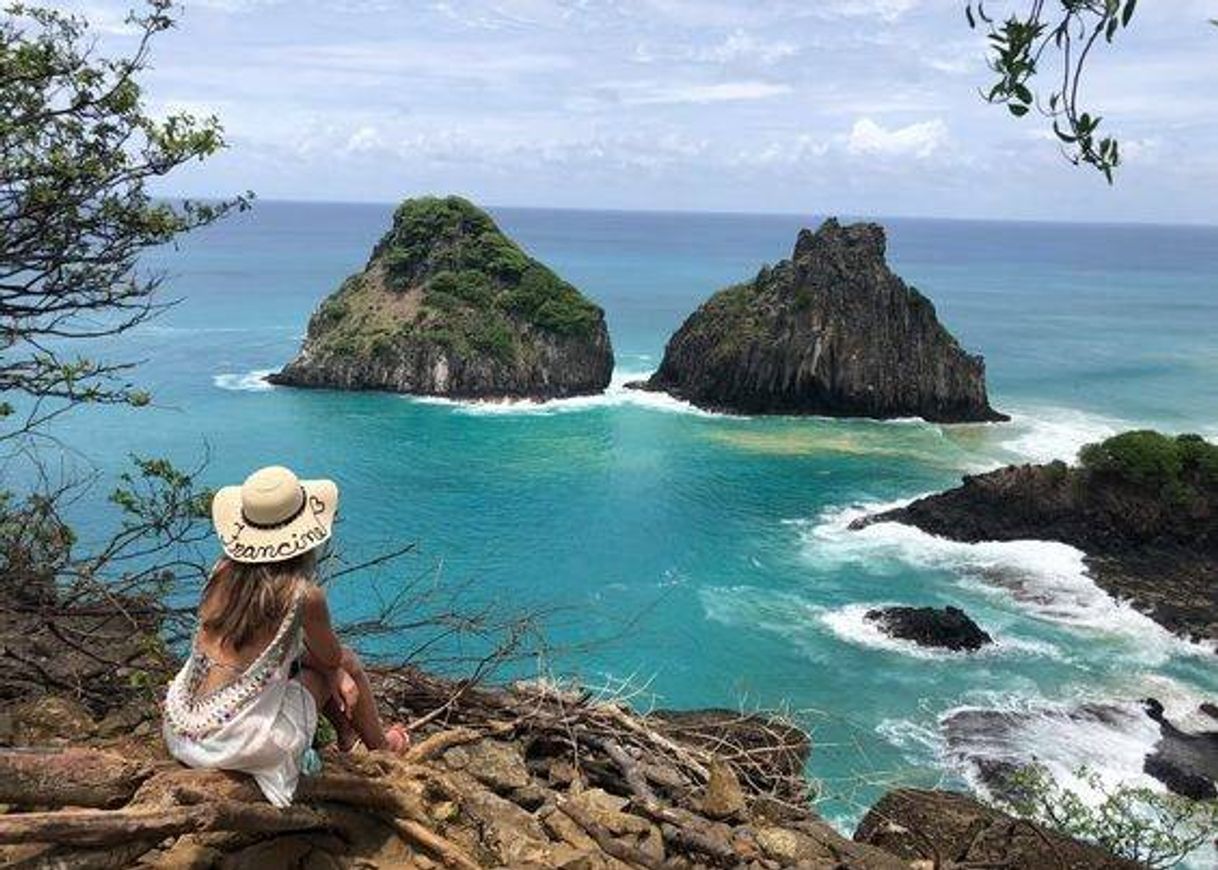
[632,219,1006,423]
[270,196,614,400]
[855,430,1218,648]
[855,431,1218,801]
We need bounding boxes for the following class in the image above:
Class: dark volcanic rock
[853,432,1218,646]
[855,788,1140,869]
[1142,698,1218,799]
[637,219,1006,422]
[864,605,993,651]
[270,196,613,400]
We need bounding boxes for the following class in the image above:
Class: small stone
[446,739,531,792]
[142,838,222,869]
[11,695,95,744]
[548,758,578,787]
[96,701,150,739]
[542,809,598,851]
[428,800,459,822]
[511,783,551,811]
[699,758,746,820]
[755,827,801,862]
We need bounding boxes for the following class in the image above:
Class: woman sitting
[163,465,408,806]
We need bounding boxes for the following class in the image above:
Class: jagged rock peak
[636,217,1006,423]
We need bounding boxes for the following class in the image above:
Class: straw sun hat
[211,466,338,564]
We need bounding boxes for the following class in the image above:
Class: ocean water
[41,202,1218,835]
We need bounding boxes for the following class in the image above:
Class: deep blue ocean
[41,202,1218,835]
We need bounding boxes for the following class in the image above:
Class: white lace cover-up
[163,590,318,807]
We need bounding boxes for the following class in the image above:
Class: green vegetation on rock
[1079,430,1218,504]
[310,196,602,366]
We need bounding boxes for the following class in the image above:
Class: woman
[163,465,408,807]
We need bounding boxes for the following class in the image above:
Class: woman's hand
[334,666,359,712]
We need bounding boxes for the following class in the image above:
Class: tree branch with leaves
[967,1,1140,182]
[0,0,249,443]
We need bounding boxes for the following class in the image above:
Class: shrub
[372,196,603,341]
[1078,430,1184,486]
[1177,433,1218,486]
[990,763,1217,869]
[1077,431,1218,503]
[427,270,494,308]
[1045,459,1070,484]
[471,318,516,364]
[499,264,599,337]
[315,297,349,328]
[369,334,396,359]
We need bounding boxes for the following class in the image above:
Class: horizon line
[164,192,1218,231]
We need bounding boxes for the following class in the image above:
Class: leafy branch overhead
[967,1,1139,183]
[0,0,248,442]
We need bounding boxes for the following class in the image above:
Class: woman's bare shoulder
[300,581,330,617]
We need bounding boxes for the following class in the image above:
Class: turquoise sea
[45,202,1218,833]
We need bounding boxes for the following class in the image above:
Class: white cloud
[702,30,797,65]
[1118,137,1161,165]
[634,30,798,67]
[735,133,831,166]
[619,80,793,105]
[818,0,924,21]
[343,125,385,155]
[923,41,985,76]
[846,117,948,159]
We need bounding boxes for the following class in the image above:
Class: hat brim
[211,478,338,564]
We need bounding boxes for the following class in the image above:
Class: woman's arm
[301,584,344,670]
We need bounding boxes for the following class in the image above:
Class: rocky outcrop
[853,431,1218,646]
[855,788,1141,869]
[634,219,1006,422]
[1143,698,1218,800]
[270,196,613,400]
[939,696,1218,803]
[865,605,993,652]
[0,579,1145,869]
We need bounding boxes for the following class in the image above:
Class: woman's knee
[297,666,329,706]
[340,646,363,673]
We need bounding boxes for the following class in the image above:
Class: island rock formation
[853,431,1218,647]
[634,218,1006,422]
[865,605,993,652]
[270,196,613,400]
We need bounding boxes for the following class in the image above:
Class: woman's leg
[298,666,357,750]
[337,647,394,750]
[297,666,329,708]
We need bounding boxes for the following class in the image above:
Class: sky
[52,0,1218,222]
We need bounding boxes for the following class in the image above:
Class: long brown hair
[200,551,317,650]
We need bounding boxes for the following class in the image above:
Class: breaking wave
[213,369,276,392]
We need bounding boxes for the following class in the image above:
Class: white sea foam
[995,404,1126,464]
[213,369,276,392]
[802,502,1214,662]
[408,369,718,417]
[940,693,1163,802]
[884,681,1208,801]
[818,602,1062,661]
[700,587,1060,663]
